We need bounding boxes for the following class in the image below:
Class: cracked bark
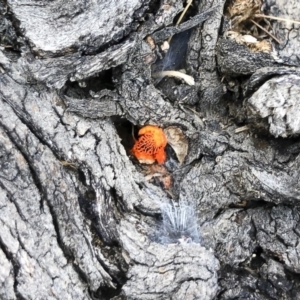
[1,0,300,299]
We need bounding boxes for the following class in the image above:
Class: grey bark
[1,0,300,299]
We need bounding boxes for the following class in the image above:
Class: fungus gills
[132,125,167,164]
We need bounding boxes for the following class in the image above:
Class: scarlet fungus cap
[132,125,167,164]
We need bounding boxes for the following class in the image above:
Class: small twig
[145,173,163,181]
[250,19,281,44]
[0,44,13,48]
[168,0,193,43]
[176,0,193,26]
[60,161,77,169]
[235,125,249,134]
[178,103,204,127]
[132,124,137,142]
[255,14,300,26]
[153,70,195,85]
[183,105,201,117]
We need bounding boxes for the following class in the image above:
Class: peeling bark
[1,0,300,299]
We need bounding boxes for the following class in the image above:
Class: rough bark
[1,0,300,299]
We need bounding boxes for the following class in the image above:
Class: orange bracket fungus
[132,125,167,164]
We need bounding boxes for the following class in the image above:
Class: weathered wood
[8,0,145,55]
[247,72,300,137]
[119,218,219,300]
[151,6,218,43]
[217,38,276,76]
[1,0,300,299]
[264,0,300,65]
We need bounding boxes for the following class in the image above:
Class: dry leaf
[142,164,172,190]
[248,40,272,53]
[226,0,262,27]
[225,0,279,49]
[225,30,272,53]
[164,126,188,164]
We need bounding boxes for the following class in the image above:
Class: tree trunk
[1,0,300,299]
